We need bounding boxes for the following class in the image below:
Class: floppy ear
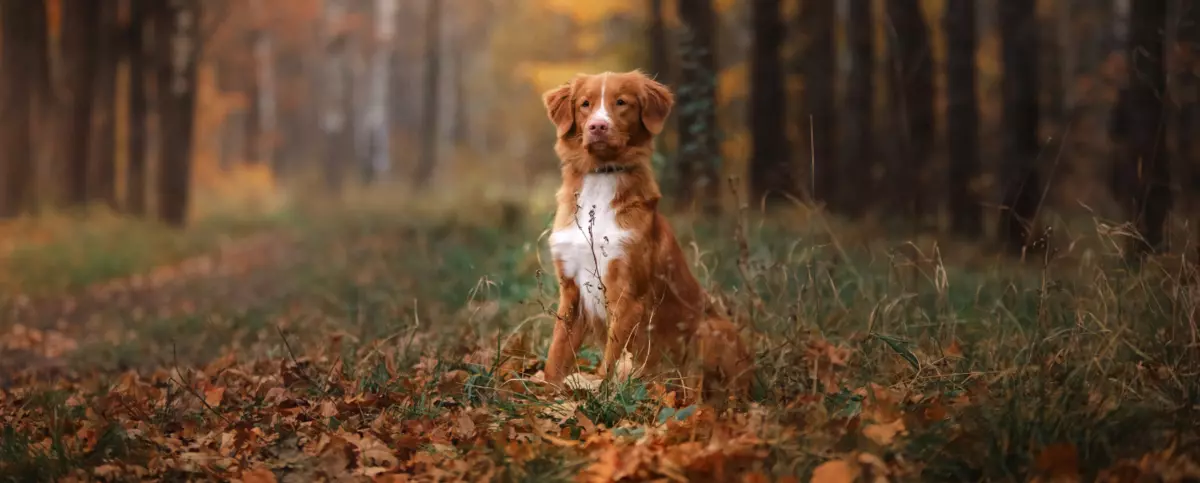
[541,82,576,138]
[638,74,674,135]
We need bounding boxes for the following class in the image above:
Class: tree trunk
[997,0,1042,251]
[1123,0,1171,254]
[127,0,149,216]
[1177,0,1200,226]
[362,0,397,183]
[244,0,276,168]
[648,0,670,86]
[91,1,120,209]
[414,0,441,187]
[886,0,935,224]
[60,0,101,208]
[945,0,982,238]
[843,0,873,218]
[677,0,720,213]
[796,0,836,209]
[321,0,350,193]
[647,0,674,185]
[0,0,46,217]
[451,38,468,146]
[748,0,791,206]
[155,0,201,227]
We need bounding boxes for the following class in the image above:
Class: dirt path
[0,230,304,380]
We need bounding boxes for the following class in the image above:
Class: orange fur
[540,70,753,399]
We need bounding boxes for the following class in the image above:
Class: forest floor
[1,199,1199,482]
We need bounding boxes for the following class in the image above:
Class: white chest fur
[549,173,631,322]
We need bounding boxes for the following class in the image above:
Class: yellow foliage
[717,62,749,107]
[540,0,638,23]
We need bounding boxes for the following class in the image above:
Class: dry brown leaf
[810,459,859,483]
[943,339,964,359]
[455,411,477,437]
[240,468,277,483]
[204,386,226,407]
[861,418,907,447]
[1035,443,1080,482]
[318,400,338,418]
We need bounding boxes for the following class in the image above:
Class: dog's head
[541,70,674,162]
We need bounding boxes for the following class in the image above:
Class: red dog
[540,70,751,398]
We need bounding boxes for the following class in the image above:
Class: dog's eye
[615,99,626,106]
[581,100,590,108]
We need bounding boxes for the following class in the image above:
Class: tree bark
[677,0,720,213]
[91,0,120,209]
[127,0,149,216]
[647,0,674,185]
[0,0,45,216]
[843,0,873,218]
[321,0,350,193]
[945,0,982,238]
[886,0,935,223]
[997,0,1042,251]
[1177,0,1200,225]
[359,0,396,183]
[60,0,101,208]
[648,0,670,86]
[245,0,276,168]
[1122,0,1171,254]
[796,0,836,209]
[155,0,201,227]
[414,0,441,187]
[748,0,792,206]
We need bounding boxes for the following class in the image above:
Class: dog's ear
[542,80,576,138]
[637,73,674,136]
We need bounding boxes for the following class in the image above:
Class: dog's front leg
[545,268,585,384]
[599,295,646,380]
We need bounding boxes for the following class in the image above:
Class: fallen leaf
[455,411,477,437]
[944,339,964,359]
[811,459,859,483]
[204,386,226,408]
[861,418,907,447]
[240,468,277,483]
[1035,443,1080,481]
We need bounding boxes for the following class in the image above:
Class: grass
[0,197,1198,481]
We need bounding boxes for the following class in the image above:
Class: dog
[539,70,752,399]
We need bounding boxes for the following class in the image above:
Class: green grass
[1,203,1197,481]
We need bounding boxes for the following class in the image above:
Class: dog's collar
[590,164,632,174]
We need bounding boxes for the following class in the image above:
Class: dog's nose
[587,118,610,135]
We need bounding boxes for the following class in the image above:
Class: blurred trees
[886,0,934,225]
[997,0,1042,252]
[0,0,48,217]
[842,0,873,218]
[414,0,440,189]
[945,0,981,238]
[0,0,1194,258]
[795,0,834,209]
[60,0,101,208]
[749,0,790,206]
[1123,0,1170,254]
[676,0,719,213]
[155,0,202,227]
